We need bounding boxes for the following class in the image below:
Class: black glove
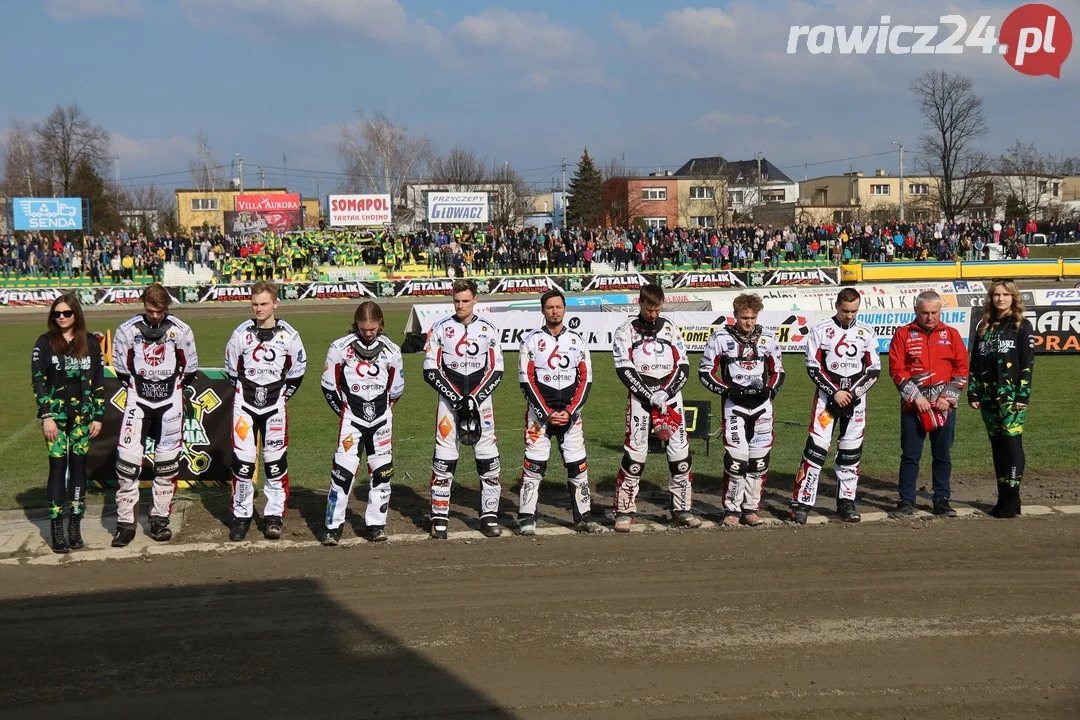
[826,394,859,418]
[456,396,477,421]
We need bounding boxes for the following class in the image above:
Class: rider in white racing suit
[516,289,599,535]
[111,285,198,547]
[699,294,785,526]
[422,280,504,539]
[791,289,880,524]
[320,304,404,545]
[611,284,702,532]
[224,309,306,540]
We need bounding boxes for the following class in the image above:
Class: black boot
[50,517,69,554]
[989,482,1007,517]
[67,512,84,550]
[995,485,1021,519]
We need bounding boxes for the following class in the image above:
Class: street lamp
[892,141,905,223]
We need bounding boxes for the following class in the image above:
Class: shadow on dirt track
[0,579,515,720]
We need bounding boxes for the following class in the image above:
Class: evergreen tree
[566,148,604,228]
[69,158,123,233]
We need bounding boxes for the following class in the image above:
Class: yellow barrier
[960,259,1060,279]
[840,259,1067,283]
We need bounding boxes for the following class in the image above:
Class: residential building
[174,188,321,235]
[961,172,1066,221]
[797,170,939,224]
[523,190,566,230]
[673,155,797,224]
[601,173,679,229]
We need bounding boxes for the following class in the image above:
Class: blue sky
[2,0,1078,197]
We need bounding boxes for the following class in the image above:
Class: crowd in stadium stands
[3,217,1077,285]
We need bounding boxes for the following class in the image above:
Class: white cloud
[661,8,736,49]
[696,112,793,130]
[111,133,196,168]
[45,0,144,20]
[450,9,611,88]
[178,0,412,40]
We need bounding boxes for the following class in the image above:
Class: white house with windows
[673,155,798,223]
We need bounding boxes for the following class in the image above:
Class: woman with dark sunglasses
[31,293,105,552]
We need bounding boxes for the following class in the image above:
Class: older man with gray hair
[888,290,969,517]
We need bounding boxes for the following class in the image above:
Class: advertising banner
[229,193,302,234]
[748,267,839,287]
[969,306,1080,354]
[13,197,83,231]
[328,194,392,227]
[658,271,747,290]
[87,369,234,487]
[426,192,489,223]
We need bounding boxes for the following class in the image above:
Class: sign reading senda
[14,198,83,231]
[426,192,489,223]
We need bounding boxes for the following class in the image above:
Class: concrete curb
[1,503,1075,566]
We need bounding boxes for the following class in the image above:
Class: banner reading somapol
[329,194,392,226]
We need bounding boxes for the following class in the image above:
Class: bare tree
[995,140,1062,220]
[430,145,488,189]
[122,183,174,232]
[910,70,992,221]
[34,101,110,196]
[338,109,434,205]
[489,163,533,229]
[188,130,225,192]
[2,121,45,197]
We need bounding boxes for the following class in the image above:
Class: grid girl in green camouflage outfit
[967,280,1034,520]
[31,293,105,553]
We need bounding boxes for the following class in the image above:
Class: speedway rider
[790,287,880,524]
[320,301,405,545]
[611,283,702,532]
[698,293,785,527]
[224,280,307,541]
[110,283,199,547]
[516,289,601,536]
[422,278,504,539]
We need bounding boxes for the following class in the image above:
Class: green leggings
[979,400,1026,487]
[45,415,92,519]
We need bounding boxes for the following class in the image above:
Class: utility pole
[283,154,288,191]
[561,157,567,231]
[237,154,244,194]
[755,151,764,221]
[892,141,904,223]
[259,167,266,189]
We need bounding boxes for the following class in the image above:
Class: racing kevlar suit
[321,332,404,531]
[698,324,785,515]
[792,317,880,508]
[517,325,593,523]
[225,319,307,520]
[112,313,199,526]
[31,333,106,519]
[611,315,693,516]
[423,315,504,533]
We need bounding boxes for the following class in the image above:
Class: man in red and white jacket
[888,291,969,517]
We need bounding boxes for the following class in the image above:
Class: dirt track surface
[2,516,1078,719]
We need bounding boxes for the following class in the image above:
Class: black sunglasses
[51,310,75,319]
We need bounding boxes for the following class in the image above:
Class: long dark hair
[47,293,88,358]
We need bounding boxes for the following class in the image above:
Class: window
[869,184,890,196]
[689,186,714,200]
[641,187,667,201]
[728,190,745,205]
[1052,182,1060,197]
[1038,180,1048,195]
[645,217,668,229]
[762,189,785,202]
[190,198,219,211]
[908,183,929,196]
[690,216,714,228]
